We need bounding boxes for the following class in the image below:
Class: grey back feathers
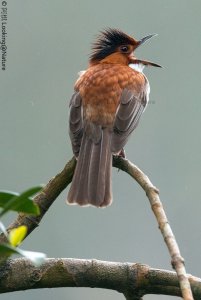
[111,89,147,153]
[67,86,148,207]
[69,92,83,158]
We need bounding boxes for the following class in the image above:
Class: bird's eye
[120,45,129,53]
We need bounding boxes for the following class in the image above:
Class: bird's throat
[129,63,145,73]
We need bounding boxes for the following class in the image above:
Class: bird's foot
[118,148,126,158]
[113,149,126,173]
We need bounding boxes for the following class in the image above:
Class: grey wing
[111,88,148,154]
[69,91,83,157]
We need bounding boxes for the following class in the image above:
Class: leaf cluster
[0,187,46,266]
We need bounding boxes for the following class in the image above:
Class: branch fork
[0,156,195,299]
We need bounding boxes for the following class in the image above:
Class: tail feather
[67,128,112,207]
[70,135,92,205]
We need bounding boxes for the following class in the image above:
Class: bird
[67,28,161,208]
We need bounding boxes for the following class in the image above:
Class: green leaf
[15,186,43,200]
[9,226,27,247]
[0,243,46,266]
[0,186,43,217]
[0,191,19,203]
[0,243,18,256]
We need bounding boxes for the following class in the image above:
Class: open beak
[132,33,162,68]
[132,58,162,68]
[137,33,158,47]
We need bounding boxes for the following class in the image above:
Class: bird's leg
[118,148,126,158]
[113,148,126,172]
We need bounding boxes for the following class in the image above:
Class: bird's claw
[118,148,126,158]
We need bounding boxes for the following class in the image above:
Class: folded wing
[111,87,149,154]
[69,92,83,158]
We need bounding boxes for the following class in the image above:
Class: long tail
[67,128,112,207]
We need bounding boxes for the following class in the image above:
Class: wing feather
[69,92,83,157]
[111,86,149,153]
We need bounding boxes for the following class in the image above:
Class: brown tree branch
[0,157,76,243]
[0,258,200,299]
[112,157,194,300]
[0,156,195,299]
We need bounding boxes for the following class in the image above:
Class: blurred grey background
[1,0,201,299]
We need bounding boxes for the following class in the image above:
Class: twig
[0,156,194,299]
[0,258,200,298]
[0,157,76,243]
[113,156,194,300]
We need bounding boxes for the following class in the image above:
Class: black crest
[90,28,136,62]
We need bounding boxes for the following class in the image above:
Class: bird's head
[89,28,161,70]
